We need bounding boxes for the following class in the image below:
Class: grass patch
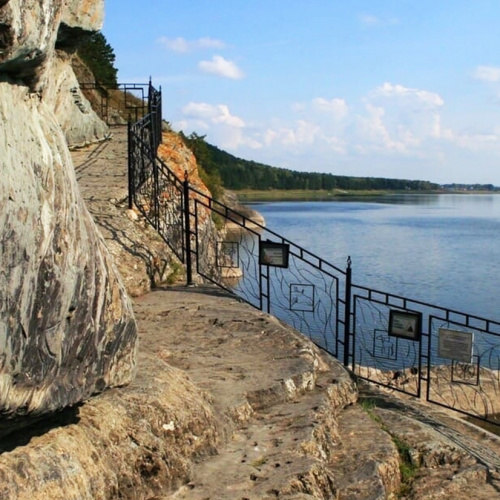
[392,434,418,494]
[359,398,379,418]
[358,398,418,497]
[166,261,184,284]
[212,211,225,230]
[232,189,432,202]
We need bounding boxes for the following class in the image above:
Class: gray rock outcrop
[0,0,137,436]
[52,0,110,147]
[0,0,110,147]
[47,50,110,147]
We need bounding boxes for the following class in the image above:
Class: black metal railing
[79,81,153,124]
[127,81,500,429]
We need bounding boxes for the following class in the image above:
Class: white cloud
[474,66,500,83]
[373,82,444,107]
[360,14,380,26]
[453,130,500,151]
[431,114,453,140]
[359,14,400,27]
[197,37,226,50]
[213,105,246,128]
[356,83,450,156]
[323,135,347,154]
[311,98,349,119]
[170,81,500,183]
[157,36,226,53]
[178,102,259,150]
[182,102,245,127]
[158,36,189,53]
[198,55,245,79]
[356,104,407,153]
[259,120,346,156]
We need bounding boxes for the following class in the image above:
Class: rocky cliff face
[0,0,109,146]
[47,50,110,147]
[0,0,137,436]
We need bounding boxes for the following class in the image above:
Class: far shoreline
[234,188,499,203]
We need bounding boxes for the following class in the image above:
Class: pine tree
[77,32,118,87]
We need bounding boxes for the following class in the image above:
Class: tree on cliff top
[77,32,118,87]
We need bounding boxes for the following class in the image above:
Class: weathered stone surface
[2,127,498,499]
[71,126,184,296]
[0,353,220,500]
[0,80,137,433]
[59,0,104,43]
[0,283,358,500]
[47,51,110,148]
[0,0,136,433]
[53,0,110,147]
[0,0,62,85]
[0,0,109,145]
[358,384,500,499]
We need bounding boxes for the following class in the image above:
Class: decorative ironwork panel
[290,284,315,313]
[194,199,262,310]
[351,293,421,397]
[129,119,157,224]
[79,82,149,124]
[217,241,240,269]
[372,329,398,360]
[427,315,500,423]
[191,196,344,352]
[155,159,184,261]
[265,246,340,355]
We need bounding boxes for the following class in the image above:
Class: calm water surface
[251,194,500,322]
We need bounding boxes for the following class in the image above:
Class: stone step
[327,405,400,499]
[162,372,400,500]
[133,288,411,499]
[358,383,500,499]
[134,288,354,423]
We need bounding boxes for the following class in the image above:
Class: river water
[250,194,500,322]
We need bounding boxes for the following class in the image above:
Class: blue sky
[103,1,500,185]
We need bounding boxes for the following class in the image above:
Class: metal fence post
[152,156,160,230]
[127,121,134,210]
[343,256,352,367]
[183,171,194,286]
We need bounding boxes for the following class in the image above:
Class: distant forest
[180,132,439,192]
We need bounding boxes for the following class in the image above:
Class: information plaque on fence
[388,310,422,340]
[259,241,290,268]
[438,328,473,362]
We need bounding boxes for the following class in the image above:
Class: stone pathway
[132,286,401,500]
[71,126,179,297]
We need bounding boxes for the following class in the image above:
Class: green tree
[180,130,440,193]
[77,31,118,87]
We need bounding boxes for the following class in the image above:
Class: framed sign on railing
[259,241,290,268]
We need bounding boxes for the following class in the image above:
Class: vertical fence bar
[183,171,194,286]
[426,315,432,403]
[157,86,163,149]
[194,200,199,273]
[128,122,134,210]
[343,256,352,367]
[153,157,160,230]
[259,263,270,314]
[266,265,271,314]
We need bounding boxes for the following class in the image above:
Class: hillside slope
[181,132,439,192]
